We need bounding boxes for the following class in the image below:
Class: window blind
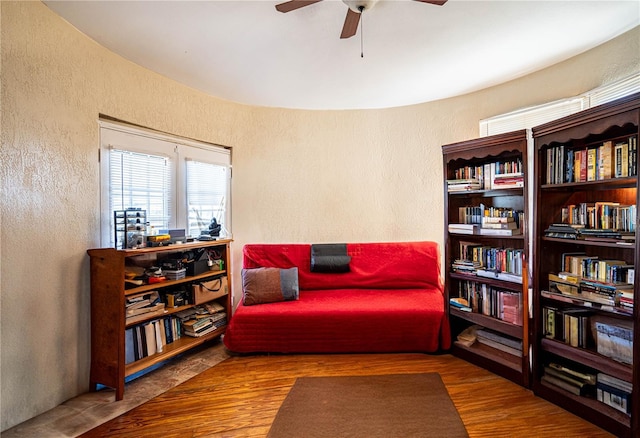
[109,148,172,231]
[185,159,228,237]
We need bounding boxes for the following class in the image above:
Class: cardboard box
[595,317,633,365]
[193,276,228,305]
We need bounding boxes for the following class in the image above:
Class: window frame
[98,119,231,248]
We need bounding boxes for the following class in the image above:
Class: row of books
[453,158,523,181]
[543,306,592,348]
[125,316,182,364]
[456,205,523,228]
[453,280,523,325]
[560,254,634,285]
[543,304,633,365]
[457,242,524,277]
[447,172,523,192]
[545,136,638,185]
[560,202,636,232]
[449,159,524,192]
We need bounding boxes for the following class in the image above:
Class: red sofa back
[242,241,442,292]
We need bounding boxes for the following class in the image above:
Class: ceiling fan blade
[413,0,448,5]
[340,8,360,39]
[275,0,323,13]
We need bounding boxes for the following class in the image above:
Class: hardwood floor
[80,353,614,437]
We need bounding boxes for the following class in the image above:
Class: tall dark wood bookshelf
[532,92,640,437]
[442,130,530,388]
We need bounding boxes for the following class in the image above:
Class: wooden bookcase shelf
[442,129,531,388]
[532,92,640,437]
[87,239,232,400]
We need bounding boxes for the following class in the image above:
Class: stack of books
[449,297,471,312]
[179,303,228,338]
[451,259,481,275]
[542,362,596,396]
[446,178,482,192]
[125,291,165,324]
[479,216,522,236]
[475,328,522,357]
[491,172,524,189]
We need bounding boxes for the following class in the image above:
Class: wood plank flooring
[80,353,615,437]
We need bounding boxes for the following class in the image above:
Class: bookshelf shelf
[447,187,524,198]
[541,236,635,249]
[442,129,530,388]
[538,380,631,434]
[540,338,632,382]
[124,269,227,296]
[124,326,225,376]
[541,176,636,191]
[87,239,232,401]
[450,307,523,339]
[449,272,522,291]
[532,92,640,437]
[452,340,522,372]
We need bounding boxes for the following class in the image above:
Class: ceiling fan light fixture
[342,0,379,13]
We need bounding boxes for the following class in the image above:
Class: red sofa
[223,241,450,353]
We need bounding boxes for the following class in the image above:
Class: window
[479,72,640,137]
[99,119,231,248]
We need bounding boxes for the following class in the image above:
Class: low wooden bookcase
[87,239,232,400]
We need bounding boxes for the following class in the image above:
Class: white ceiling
[44,0,639,110]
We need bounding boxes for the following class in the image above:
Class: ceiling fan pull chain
[359,5,364,58]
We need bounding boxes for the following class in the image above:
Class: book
[587,147,597,181]
[476,269,522,284]
[476,328,522,350]
[154,320,164,353]
[598,141,613,180]
[544,366,594,388]
[476,335,522,357]
[541,373,593,396]
[125,328,136,364]
[478,228,521,236]
[448,224,478,235]
[126,303,166,325]
[143,322,156,357]
[481,221,518,230]
[449,297,471,312]
[549,362,596,385]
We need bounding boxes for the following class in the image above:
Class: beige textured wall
[1,1,638,431]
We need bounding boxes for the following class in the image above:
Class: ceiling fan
[275,0,447,39]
